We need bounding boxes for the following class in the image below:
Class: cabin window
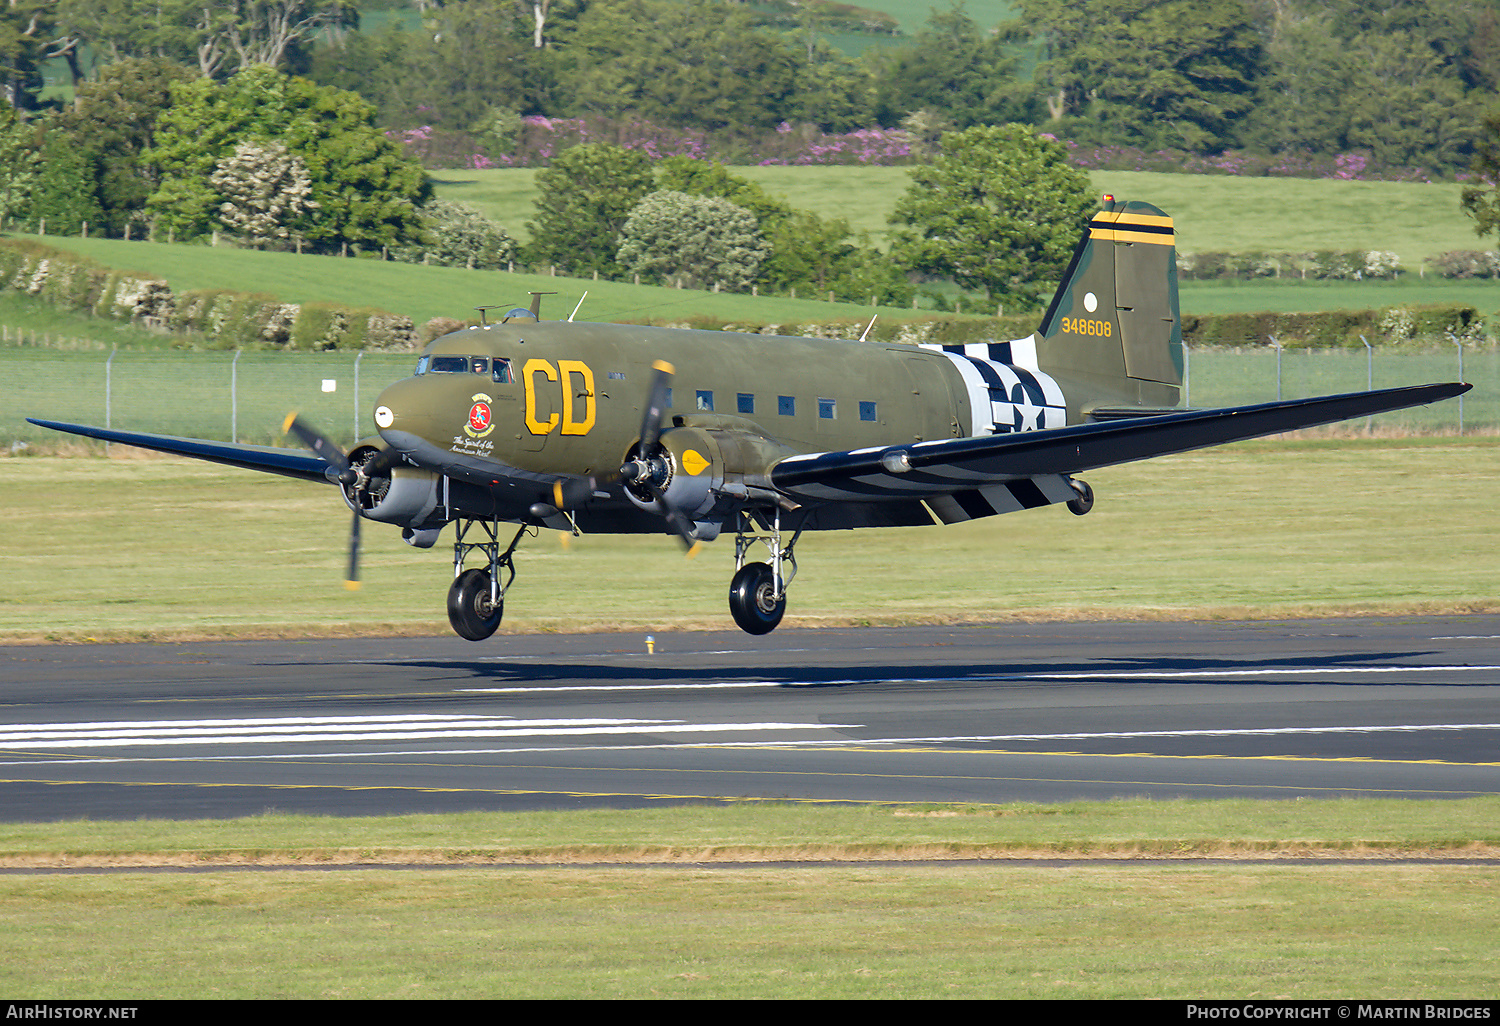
[778,395,795,416]
[696,390,714,412]
[818,398,836,420]
[491,358,514,384]
[664,388,673,409]
[859,401,877,422]
[415,356,429,375]
[737,393,755,414]
[428,355,469,373]
[469,357,489,374]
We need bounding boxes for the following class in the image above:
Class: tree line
[5,1,1497,173]
[1,0,1498,311]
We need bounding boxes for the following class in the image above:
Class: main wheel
[447,568,503,641]
[1066,479,1094,516]
[728,562,786,636]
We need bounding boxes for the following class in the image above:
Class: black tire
[447,568,503,641]
[728,562,786,636]
[1066,479,1094,516]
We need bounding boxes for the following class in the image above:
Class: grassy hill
[18,167,1493,330]
[435,167,1478,272]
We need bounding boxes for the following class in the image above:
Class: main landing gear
[727,509,803,636]
[447,519,530,641]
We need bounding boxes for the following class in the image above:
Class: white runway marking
[0,713,856,751]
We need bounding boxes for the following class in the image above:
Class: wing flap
[770,383,1469,504]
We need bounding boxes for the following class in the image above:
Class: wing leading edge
[769,383,1470,504]
[25,418,333,483]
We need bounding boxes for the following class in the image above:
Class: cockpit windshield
[416,355,514,383]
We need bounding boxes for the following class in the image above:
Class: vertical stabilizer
[1034,198,1183,415]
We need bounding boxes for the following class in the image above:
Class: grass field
[2,437,1494,642]
[431,166,1479,272]
[1,800,1497,998]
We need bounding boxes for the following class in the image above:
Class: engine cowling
[622,426,723,522]
[342,443,442,529]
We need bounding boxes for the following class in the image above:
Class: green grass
[2,863,1494,998]
[4,800,1497,862]
[1,438,1494,642]
[13,168,1487,334]
[1,801,1495,998]
[431,167,1479,272]
[22,233,935,329]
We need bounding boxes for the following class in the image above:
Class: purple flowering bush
[389,116,913,169]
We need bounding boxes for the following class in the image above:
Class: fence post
[1450,334,1465,436]
[105,345,116,455]
[353,351,363,444]
[1183,342,1190,408]
[1272,334,1282,401]
[231,349,241,443]
[1361,335,1372,434]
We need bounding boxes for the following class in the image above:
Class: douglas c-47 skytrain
[32,198,1469,639]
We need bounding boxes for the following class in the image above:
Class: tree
[1013,0,1263,152]
[525,143,654,278]
[404,200,516,269]
[23,129,104,234]
[616,190,769,291]
[210,139,318,248]
[654,155,911,304]
[143,65,431,252]
[889,124,1096,307]
[0,111,39,225]
[1461,109,1500,244]
[870,5,1034,130]
[1242,0,1488,170]
[564,0,801,132]
[49,57,197,237]
[54,0,356,81]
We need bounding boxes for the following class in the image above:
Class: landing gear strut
[447,519,530,641]
[728,510,802,635]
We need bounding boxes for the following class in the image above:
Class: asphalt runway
[1,616,1499,821]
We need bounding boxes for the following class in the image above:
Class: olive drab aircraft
[30,198,1470,640]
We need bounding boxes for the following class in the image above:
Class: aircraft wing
[769,383,1470,507]
[25,419,333,483]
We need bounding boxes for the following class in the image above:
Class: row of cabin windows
[416,357,877,421]
[685,389,876,422]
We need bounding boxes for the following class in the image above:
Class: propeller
[283,412,393,590]
[551,360,700,554]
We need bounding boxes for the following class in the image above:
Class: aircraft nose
[372,378,436,452]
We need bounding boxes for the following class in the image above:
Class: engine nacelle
[623,427,723,521]
[343,443,442,529]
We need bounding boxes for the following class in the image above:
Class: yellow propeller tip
[282,411,298,435]
[685,541,702,559]
[344,580,361,591]
[653,360,675,374]
[552,480,565,507]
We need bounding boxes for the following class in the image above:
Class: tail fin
[1035,197,1183,412]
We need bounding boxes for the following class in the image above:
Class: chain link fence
[3,342,1492,452]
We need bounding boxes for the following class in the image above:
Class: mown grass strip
[0,866,1495,998]
[4,799,1498,865]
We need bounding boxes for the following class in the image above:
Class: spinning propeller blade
[283,412,367,588]
[550,361,697,552]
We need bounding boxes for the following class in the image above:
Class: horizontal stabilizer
[26,419,332,483]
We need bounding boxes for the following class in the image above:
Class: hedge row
[0,240,417,351]
[1177,250,1404,281]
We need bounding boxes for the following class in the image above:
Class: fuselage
[373,320,1098,482]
